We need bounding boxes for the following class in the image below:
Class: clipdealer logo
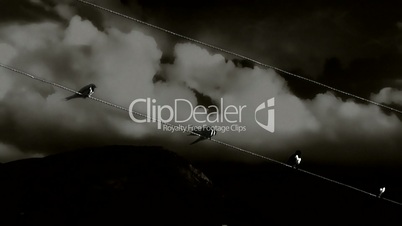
[128,98,275,133]
[254,98,275,133]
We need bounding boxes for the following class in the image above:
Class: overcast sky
[1,0,402,166]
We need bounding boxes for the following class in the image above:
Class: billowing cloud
[163,44,402,163]
[54,3,76,20]
[0,43,17,64]
[0,16,164,156]
[0,22,63,51]
[164,43,320,152]
[63,15,100,45]
[371,87,402,106]
[1,12,402,165]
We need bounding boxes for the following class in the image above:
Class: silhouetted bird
[189,126,217,145]
[288,150,302,169]
[378,187,386,198]
[65,84,96,101]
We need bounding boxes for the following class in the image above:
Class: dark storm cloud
[1,0,105,30]
[127,0,402,99]
[287,52,402,100]
[119,0,402,120]
[0,0,61,23]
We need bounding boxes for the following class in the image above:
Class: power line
[0,63,78,94]
[75,0,402,116]
[1,63,401,207]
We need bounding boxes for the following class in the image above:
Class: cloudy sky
[1,0,402,167]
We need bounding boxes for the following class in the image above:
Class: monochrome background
[1,0,402,169]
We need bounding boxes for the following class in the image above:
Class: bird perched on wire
[65,84,96,101]
[189,126,217,145]
[378,187,386,198]
[288,150,302,169]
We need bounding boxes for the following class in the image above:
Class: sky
[0,0,402,167]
